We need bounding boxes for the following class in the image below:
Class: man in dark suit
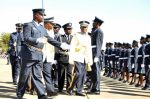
[89,16,104,95]
[8,23,23,85]
[16,8,69,99]
[57,23,73,92]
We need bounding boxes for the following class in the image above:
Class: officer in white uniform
[68,21,93,96]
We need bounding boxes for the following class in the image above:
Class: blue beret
[93,16,104,24]
[62,23,72,29]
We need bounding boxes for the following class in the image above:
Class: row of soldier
[8,8,104,99]
[103,35,150,90]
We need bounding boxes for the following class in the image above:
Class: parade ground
[0,58,150,99]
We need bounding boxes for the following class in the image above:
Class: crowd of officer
[7,8,104,99]
[103,35,150,90]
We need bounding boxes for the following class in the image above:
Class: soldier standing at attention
[8,23,23,85]
[68,21,93,96]
[89,16,104,95]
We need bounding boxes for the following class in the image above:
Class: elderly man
[68,21,93,96]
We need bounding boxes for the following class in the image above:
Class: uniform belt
[115,56,119,58]
[92,45,96,48]
[138,55,142,57]
[59,51,69,55]
[144,55,149,57]
[123,57,128,59]
[26,44,42,52]
[130,55,134,57]
[119,58,123,60]
[111,54,116,56]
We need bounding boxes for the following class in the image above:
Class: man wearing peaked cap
[93,16,104,25]
[62,23,72,29]
[79,21,90,27]
[16,8,70,99]
[146,34,150,39]
[42,16,58,96]
[53,23,62,88]
[68,20,92,96]
[54,23,61,29]
[8,23,23,86]
[89,16,104,95]
[44,17,54,30]
[32,8,46,16]
[142,34,150,90]
[16,23,23,29]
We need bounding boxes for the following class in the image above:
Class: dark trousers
[51,64,58,86]
[145,65,150,87]
[43,61,55,93]
[69,61,85,93]
[91,62,101,91]
[17,59,46,98]
[9,55,20,83]
[58,62,72,91]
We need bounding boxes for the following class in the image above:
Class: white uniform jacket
[69,32,93,65]
[42,30,55,62]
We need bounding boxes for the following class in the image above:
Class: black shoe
[87,90,100,95]
[135,84,140,87]
[123,80,126,83]
[13,81,17,85]
[141,86,150,90]
[16,96,22,99]
[47,92,57,97]
[54,84,58,88]
[75,92,85,96]
[39,95,48,99]
[66,89,73,95]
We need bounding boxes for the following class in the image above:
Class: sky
[0,0,150,49]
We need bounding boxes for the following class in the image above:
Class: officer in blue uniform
[52,23,61,88]
[142,35,150,90]
[57,23,73,92]
[8,23,23,85]
[90,17,104,94]
[16,8,69,99]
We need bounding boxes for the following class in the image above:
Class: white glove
[132,64,134,68]
[52,60,57,64]
[36,37,47,44]
[60,43,70,50]
[94,57,99,63]
[141,64,144,68]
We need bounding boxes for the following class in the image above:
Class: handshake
[60,43,70,50]
[36,37,47,44]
